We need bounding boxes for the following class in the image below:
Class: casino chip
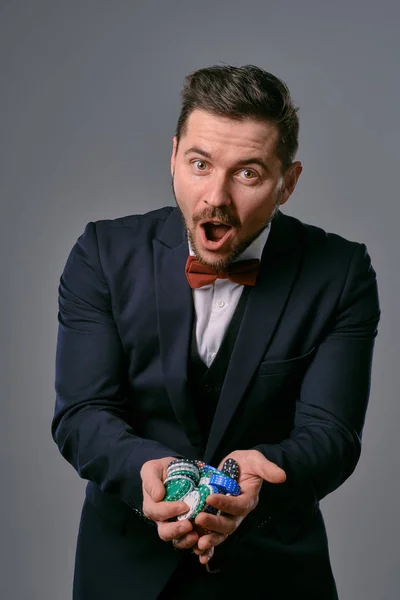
[199,476,212,486]
[163,457,241,518]
[167,460,200,485]
[163,479,194,502]
[200,464,221,477]
[202,483,220,515]
[209,473,241,496]
[221,458,239,481]
[177,489,202,521]
[168,459,200,468]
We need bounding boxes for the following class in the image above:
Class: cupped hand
[191,450,286,564]
[140,456,199,549]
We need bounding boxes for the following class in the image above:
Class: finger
[141,467,166,503]
[171,531,199,550]
[157,518,193,542]
[144,498,189,522]
[198,547,214,565]
[203,493,248,517]
[251,457,287,484]
[217,452,286,484]
[192,531,227,554]
[194,511,239,536]
[193,523,212,537]
[190,524,213,554]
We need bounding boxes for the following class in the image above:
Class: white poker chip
[164,474,195,484]
[168,464,199,473]
[177,489,201,521]
[199,476,212,486]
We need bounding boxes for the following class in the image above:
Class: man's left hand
[182,450,286,564]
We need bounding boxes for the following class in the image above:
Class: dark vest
[187,286,251,448]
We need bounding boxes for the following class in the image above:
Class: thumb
[251,454,287,484]
[142,463,167,502]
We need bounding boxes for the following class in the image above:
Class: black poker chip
[221,458,239,481]
[169,459,199,467]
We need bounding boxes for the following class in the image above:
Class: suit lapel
[153,209,202,448]
[204,211,305,463]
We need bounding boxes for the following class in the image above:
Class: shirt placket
[207,280,229,365]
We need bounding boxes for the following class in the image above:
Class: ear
[279,161,303,205]
[170,137,178,177]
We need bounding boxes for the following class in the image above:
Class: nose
[204,173,231,207]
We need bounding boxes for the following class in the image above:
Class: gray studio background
[1,1,399,598]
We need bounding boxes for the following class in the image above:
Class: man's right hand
[140,457,200,550]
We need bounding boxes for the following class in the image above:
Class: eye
[239,168,258,181]
[192,160,208,171]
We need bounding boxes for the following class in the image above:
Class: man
[52,65,380,599]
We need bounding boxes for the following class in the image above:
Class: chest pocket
[257,346,316,377]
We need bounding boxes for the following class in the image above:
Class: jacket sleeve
[51,221,178,511]
[252,242,380,519]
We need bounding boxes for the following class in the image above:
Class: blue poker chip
[209,473,241,496]
[204,505,219,515]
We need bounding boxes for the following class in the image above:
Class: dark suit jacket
[52,207,380,598]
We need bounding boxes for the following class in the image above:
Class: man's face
[171,109,302,269]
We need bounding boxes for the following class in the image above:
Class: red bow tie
[185,256,260,289]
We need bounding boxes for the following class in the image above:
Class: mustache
[171,174,240,228]
[192,207,240,228]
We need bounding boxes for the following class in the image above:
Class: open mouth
[202,221,232,242]
[198,220,235,251]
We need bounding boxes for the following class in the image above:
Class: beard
[171,176,281,270]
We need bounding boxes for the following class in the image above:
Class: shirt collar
[188,222,271,262]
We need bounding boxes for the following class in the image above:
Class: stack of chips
[163,458,240,521]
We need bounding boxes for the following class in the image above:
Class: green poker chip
[165,474,196,485]
[163,479,193,501]
[190,484,212,519]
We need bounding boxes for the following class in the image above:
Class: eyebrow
[183,146,270,171]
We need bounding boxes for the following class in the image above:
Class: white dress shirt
[188,224,271,367]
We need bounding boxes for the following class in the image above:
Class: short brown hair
[176,64,299,171]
